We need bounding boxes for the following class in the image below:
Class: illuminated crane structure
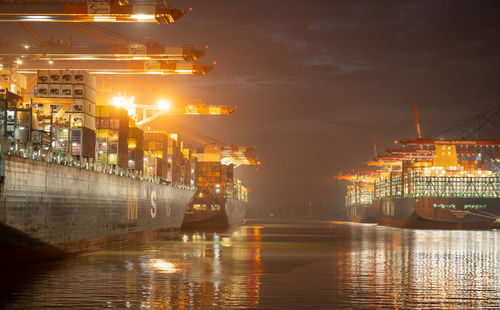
[0,0,187,24]
[0,2,233,118]
[3,21,213,75]
[16,61,212,75]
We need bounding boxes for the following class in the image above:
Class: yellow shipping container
[148,141,157,150]
[209,106,221,115]
[97,129,109,139]
[108,153,118,165]
[96,105,110,117]
[128,138,137,149]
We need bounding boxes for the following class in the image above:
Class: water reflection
[1,221,498,309]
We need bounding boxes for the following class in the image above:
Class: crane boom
[16,61,213,75]
[0,44,206,62]
[412,100,422,140]
[371,132,378,159]
[0,1,187,24]
[399,139,500,146]
[16,22,45,43]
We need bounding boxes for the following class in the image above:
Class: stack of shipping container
[194,144,248,201]
[35,70,96,161]
[168,133,182,183]
[0,89,30,143]
[128,122,144,171]
[143,131,193,184]
[96,105,128,167]
[195,144,222,193]
[144,131,169,178]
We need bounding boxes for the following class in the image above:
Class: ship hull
[346,204,376,223]
[374,197,500,229]
[0,156,195,262]
[182,197,246,231]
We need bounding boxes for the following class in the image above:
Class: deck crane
[0,0,187,24]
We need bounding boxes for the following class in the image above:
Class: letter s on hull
[151,191,157,218]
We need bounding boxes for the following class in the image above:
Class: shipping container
[95,105,129,168]
[31,130,51,146]
[61,84,73,97]
[36,84,49,97]
[128,127,144,172]
[49,70,61,83]
[37,70,49,83]
[48,84,61,97]
[70,127,95,159]
[73,84,96,102]
[61,70,73,83]
[72,70,97,89]
[13,125,29,143]
[69,112,96,131]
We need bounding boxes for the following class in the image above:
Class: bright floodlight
[112,96,123,107]
[157,99,171,110]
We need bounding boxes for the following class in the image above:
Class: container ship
[337,170,377,223]
[0,71,200,262]
[338,104,500,229]
[181,144,254,231]
[139,118,258,232]
[0,72,255,261]
[0,3,259,260]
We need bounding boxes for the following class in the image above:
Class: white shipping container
[12,73,27,90]
[72,71,96,89]
[0,70,11,83]
[49,84,61,97]
[49,70,61,83]
[37,84,49,97]
[71,99,84,112]
[37,70,49,83]
[61,70,73,83]
[68,99,95,115]
[61,84,73,97]
[73,84,96,102]
[87,100,96,116]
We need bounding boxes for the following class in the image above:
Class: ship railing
[1,139,197,191]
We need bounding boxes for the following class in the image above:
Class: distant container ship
[181,144,251,231]
[338,104,500,229]
[338,173,377,223]
[373,141,500,229]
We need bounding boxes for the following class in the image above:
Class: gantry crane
[0,41,206,62]
[1,4,224,116]
[16,61,212,75]
[0,0,187,24]
[103,74,234,117]
[3,21,212,74]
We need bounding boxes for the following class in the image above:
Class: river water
[1,220,499,309]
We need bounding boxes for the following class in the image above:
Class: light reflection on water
[1,221,499,309]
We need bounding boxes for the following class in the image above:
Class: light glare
[157,99,171,110]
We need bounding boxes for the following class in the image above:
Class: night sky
[6,1,500,218]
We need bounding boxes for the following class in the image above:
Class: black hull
[374,197,500,230]
[0,156,194,262]
[182,198,246,232]
[346,204,376,223]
